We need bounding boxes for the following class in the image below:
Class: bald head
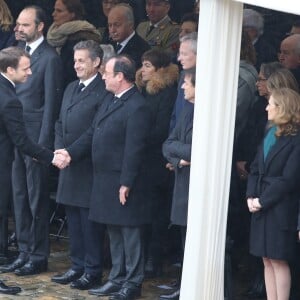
[279,34,300,69]
[108,4,134,43]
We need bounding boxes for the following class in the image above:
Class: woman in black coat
[246,88,300,300]
[136,48,178,277]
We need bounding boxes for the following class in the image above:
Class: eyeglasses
[257,77,267,82]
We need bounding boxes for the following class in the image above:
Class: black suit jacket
[55,74,108,208]
[0,74,53,214]
[114,33,150,68]
[16,39,63,149]
[67,86,151,225]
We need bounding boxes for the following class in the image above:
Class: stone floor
[0,230,265,300]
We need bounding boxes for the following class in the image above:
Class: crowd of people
[0,0,300,300]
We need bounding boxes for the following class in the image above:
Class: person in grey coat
[161,68,195,300]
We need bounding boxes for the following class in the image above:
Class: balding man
[278,34,300,85]
[108,3,150,67]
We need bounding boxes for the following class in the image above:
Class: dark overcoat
[55,75,108,208]
[246,131,300,260]
[0,75,53,216]
[67,86,151,225]
[162,104,194,226]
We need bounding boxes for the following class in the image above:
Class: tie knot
[115,43,122,53]
[25,45,31,53]
[77,83,85,93]
[147,25,155,36]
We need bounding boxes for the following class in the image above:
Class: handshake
[52,149,71,169]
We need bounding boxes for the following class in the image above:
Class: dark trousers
[107,225,144,288]
[65,205,104,276]
[12,151,50,262]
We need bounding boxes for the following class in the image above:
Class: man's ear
[37,22,44,33]
[93,57,101,68]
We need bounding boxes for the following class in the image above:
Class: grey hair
[110,3,134,25]
[100,44,116,65]
[73,40,104,64]
[180,32,197,55]
[243,9,264,37]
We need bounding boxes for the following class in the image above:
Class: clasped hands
[247,197,262,213]
[52,149,71,169]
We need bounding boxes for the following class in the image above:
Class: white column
[180,0,243,299]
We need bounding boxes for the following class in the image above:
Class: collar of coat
[135,63,179,95]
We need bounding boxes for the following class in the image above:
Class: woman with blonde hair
[0,0,14,49]
[247,88,300,300]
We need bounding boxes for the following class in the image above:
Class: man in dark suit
[0,47,64,295]
[108,3,150,67]
[51,40,108,290]
[0,5,63,276]
[56,55,151,300]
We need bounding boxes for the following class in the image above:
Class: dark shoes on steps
[70,273,101,290]
[159,289,180,300]
[14,260,48,276]
[51,269,83,285]
[0,258,27,273]
[0,280,21,295]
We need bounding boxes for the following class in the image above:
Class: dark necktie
[146,25,155,36]
[115,43,122,53]
[25,45,31,53]
[106,96,119,111]
[76,83,85,94]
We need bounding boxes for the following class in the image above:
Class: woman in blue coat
[246,88,300,300]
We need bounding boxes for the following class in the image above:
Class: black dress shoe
[70,273,101,290]
[88,280,122,296]
[109,287,141,300]
[52,269,83,285]
[0,280,21,295]
[14,260,47,276]
[0,258,27,273]
[159,289,180,300]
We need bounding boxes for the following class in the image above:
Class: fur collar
[136,63,179,95]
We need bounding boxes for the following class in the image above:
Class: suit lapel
[95,86,137,125]
[67,75,100,109]
[29,40,46,67]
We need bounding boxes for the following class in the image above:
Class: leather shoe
[52,269,83,285]
[14,260,47,276]
[88,280,121,296]
[70,273,101,290]
[109,286,141,300]
[0,280,21,295]
[0,258,27,273]
[159,289,180,300]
